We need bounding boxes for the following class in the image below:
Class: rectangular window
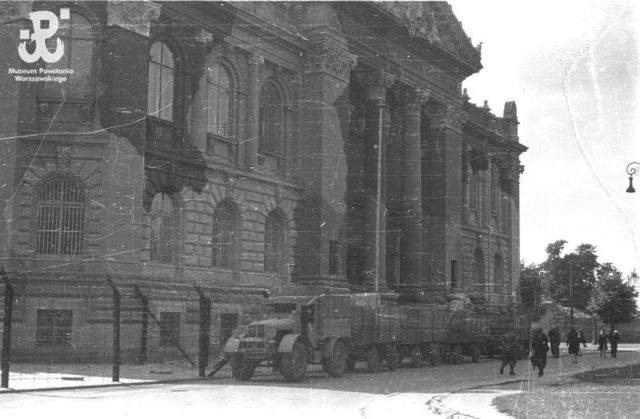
[220,313,238,345]
[159,312,181,346]
[451,260,458,289]
[329,240,339,275]
[36,309,73,347]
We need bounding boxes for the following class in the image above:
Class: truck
[223,293,401,382]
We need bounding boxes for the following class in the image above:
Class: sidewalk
[0,357,233,392]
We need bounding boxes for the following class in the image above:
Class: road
[1,347,637,419]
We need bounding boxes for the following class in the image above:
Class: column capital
[355,70,398,101]
[399,88,430,113]
[303,41,357,83]
[248,54,264,67]
[107,0,162,38]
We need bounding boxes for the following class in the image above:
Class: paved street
[1,346,638,419]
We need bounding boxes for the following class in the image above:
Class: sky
[449,0,640,276]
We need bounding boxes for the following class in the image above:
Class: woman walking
[566,327,580,364]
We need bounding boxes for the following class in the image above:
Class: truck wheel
[230,353,255,381]
[281,341,308,382]
[366,347,380,373]
[327,340,348,378]
[386,345,399,371]
[410,345,422,368]
[471,345,481,363]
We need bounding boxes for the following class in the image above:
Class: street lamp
[626,161,639,193]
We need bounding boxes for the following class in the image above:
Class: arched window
[35,177,85,256]
[42,11,95,100]
[148,41,175,121]
[490,166,501,227]
[264,210,286,273]
[150,193,177,263]
[474,248,484,285]
[494,253,504,293]
[206,63,233,138]
[212,201,239,269]
[259,81,284,155]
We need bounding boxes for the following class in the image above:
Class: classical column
[423,101,465,295]
[356,70,397,292]
[400,88,427,291]
[244,54,263,169]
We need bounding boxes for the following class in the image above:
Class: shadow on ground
[570,363,640,385]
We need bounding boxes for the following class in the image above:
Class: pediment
[376,2,482,73]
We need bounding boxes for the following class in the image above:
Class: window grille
[264,211,286,273]
[212,202,238,269]
[150,193,177,263]
[35,177,85,256]
[159,312,181,346]
[148,41,175,121]
[36,309,72,347]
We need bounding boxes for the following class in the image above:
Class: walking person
[530,328,550,377]
[499,331,520,376]
[566,327,580,364]
[609,330,620,359]
[598,329,608,358]
[548,327,561,358]
[578,330,587,356]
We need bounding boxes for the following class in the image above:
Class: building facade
[0,1,526,361]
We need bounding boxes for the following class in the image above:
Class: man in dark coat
[548,327,561,358]
[530,328,549,377]
[499,331,520,376]
[609,330,620,358]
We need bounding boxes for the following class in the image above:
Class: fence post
[194,285,211,378]
[106,277,121,382]
[1,266,14,389]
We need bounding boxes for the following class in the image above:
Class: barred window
[264,211,286,273]
[220,312,238,345]
[36,309,72,347]
[148,41,175,121]
[159,312,181,346]
[207,63,233,138]
[150,193,177,263]
[259,81,284,155]
[212,201,239,269]
[35,177,85,256]
[468,164,481,220]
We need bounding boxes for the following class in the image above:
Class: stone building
[0,1,526,361]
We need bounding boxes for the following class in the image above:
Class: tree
[542,240,598,312]
[519,262,545,320]
[587,263,639,328]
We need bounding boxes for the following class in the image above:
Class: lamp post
[569,261,574,327]
[626,162,639,193]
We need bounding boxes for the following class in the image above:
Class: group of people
[498,326,621,377]
[597,328,621,358]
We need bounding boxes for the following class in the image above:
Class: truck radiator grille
[248,325,265,338]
